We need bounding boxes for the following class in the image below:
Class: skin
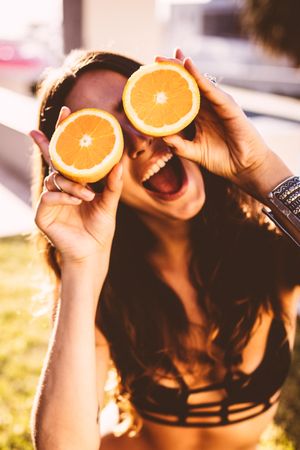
[30,49,299,450]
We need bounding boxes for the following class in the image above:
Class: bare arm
[30,108,123,449]
[31,258,109,450]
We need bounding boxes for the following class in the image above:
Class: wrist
[264,175,300,233]
[60,247,111,270]
[60,253,110,301]
[238,150,293,204]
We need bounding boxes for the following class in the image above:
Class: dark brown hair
[33,49,300,435]
[242,0,300,66]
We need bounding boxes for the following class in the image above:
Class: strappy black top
[130,319,291,427]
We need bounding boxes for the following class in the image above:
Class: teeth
[157,159,166,168]
[142,151,173,182]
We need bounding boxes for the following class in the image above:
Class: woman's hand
[156,49,292,200]
[31,107,123,265]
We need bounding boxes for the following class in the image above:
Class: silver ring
[204,73,218,85]
[48,164,55,176]
[52,172,64,192]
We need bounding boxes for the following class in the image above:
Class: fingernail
[83,190,95,200]
[184,56,190,63]
[29,130,38,141]
[29,130,44,142]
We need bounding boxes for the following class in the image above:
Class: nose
[122,122,153,160]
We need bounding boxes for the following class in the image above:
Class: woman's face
[65,69,206,222]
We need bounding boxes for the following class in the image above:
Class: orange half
[122,62,200,137]
[49,108,124,183]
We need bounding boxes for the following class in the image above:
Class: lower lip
[144,162,189,202]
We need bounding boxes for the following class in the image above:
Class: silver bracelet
[267,176,300,230]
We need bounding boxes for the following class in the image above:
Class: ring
[48,164,55,176]
[52,172,64,192]
[204,73,218,85]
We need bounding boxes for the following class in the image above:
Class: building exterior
[68,0,162,63]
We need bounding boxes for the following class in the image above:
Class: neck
[140,214,191,271]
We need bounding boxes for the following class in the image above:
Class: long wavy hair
[33,49,298,436]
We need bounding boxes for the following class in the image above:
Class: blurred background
[0,0,299,448]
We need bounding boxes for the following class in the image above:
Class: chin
[166,194,206,221]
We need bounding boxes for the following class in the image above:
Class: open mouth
[142,153,187,199]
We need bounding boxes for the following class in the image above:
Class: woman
[30,48,300,450]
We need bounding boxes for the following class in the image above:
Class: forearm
[31,257,109,450]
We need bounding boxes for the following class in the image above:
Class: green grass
[0,235,299,449]
[0,236,51,450]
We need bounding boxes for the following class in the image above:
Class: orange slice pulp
[122,62,200,137]
[49,108,124,183]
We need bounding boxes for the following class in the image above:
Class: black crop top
[130,319,291,427]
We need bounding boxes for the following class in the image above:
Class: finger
[183,57,241,118]
[39,191,82,208]
[174,48,185,61]
[29,129,51,166]
[44,173,95,201]
[163,135,200,163]
[98,162,123,215]
[154,56,183,66]
[56,106,71,128]
[35,191,81,230]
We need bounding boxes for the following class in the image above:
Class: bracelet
[267,176,300,229]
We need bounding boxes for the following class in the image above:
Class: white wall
[82,0,162,63]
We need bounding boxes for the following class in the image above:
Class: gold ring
[52,172,64,192]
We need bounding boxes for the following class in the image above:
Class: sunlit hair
[32,49,298,438]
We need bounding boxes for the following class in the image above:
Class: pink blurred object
[0,39,55,94]
[0,41,41,68]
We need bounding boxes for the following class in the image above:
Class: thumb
[97,162,123,216]
[163,135,200,164]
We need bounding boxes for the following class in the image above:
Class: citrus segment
[49,108,123,183]
[122,62,200,137]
